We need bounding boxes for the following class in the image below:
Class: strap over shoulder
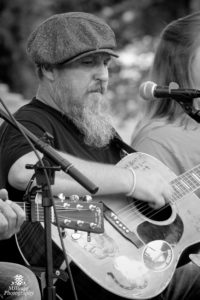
[112,133,136,155]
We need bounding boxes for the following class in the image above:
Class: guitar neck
[171,164,200,202]
[16,201,46,222]
[15,198,104,234]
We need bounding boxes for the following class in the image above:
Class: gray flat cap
[27,12,118,65]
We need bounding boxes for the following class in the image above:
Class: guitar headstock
[54,194,104,234]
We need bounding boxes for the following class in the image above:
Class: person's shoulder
[137,120,171,138]
[148,121,176,135]
[14,98,55,124]
[132,120,179,146]
[15,98,45,115]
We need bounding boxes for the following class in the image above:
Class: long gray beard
[51,81,115,147]
[69,103,115,148]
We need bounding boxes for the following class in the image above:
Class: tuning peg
[69,195,80,202]
[89,204,96,211]
[64,219,71,225]
[57,193,66,201]
[76,204,83,210]
[90,222,97,230]
[61,228,67,238]
[63,202,70,208]
[77,220,84,227]
[82,195,93,202]
[87,232,91,242]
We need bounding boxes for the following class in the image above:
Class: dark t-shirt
[0,98,132,268]
[0,98,122,192]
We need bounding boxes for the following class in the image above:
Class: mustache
[88,84,107,94]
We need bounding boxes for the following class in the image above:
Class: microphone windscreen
[139,81,156,101]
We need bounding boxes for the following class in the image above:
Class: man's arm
[8,150,172,209]
[0,189,25,240]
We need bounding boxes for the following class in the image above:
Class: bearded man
[0,12,178,300]
[0,12,172,206]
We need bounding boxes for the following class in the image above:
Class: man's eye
[82,60,93,64]
[104,59,111,66]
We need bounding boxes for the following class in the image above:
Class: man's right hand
[131,168,173,209]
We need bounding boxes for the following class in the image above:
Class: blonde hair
[138,11,200,131]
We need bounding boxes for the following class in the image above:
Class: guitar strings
[119,163,200,222]
[17,168,200,229]
[14,161,200,229]
[115,179,183,218]
[17,203,98,224]
[17,186,183,225]
[111,177,199,226]
[17,181,181,225]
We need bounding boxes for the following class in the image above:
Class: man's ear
[41,66,55,81]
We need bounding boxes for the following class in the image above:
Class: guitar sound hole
[135,200,172,221]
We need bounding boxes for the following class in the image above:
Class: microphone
[139,81,200,101]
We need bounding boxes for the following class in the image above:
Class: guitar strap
[112,133,136,156]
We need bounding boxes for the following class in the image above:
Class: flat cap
[27,12,118,65]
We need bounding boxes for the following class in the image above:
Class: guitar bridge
[103,204,143,248]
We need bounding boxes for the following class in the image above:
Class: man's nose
[93,63,109,82]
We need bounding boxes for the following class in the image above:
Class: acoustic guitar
[17,152,200,299]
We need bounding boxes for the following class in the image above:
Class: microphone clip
[25,131,61,186]
[26,159,61,186]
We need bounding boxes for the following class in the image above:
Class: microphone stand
[0,105,99,300]
[26,150,61,300]
[188,110,200,123]
[172,91,200,123]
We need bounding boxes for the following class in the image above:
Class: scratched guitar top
[16,152,200,299]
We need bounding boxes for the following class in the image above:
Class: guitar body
[17,152,200,299]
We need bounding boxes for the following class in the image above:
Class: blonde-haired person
[132,11,200,176]
[131,10,200,300]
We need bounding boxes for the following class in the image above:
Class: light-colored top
[131,118,200,176]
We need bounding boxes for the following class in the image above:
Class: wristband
[126,167,136,197]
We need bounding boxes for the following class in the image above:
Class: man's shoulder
[14,98,58,128]
[15,98,47,116]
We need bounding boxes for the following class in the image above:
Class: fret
[171,165,200,203]
[179,179,191,190]
[23,202,30,221]
[192,172,200,184]
[185,169,200,187]
[16,201,42,222]
[16,201,55,223]
[189,166,200,182]
[186,173,200,189]
[171,184,183,200]
[185,174,198,189]
[18,202,26,218]
[36,202,40,222]
[180,175,195,191]
[172,179,189,196]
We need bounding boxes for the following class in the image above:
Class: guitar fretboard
[171,164,200,202]
[16,201,46,222]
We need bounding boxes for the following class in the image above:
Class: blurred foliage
[0,0,200,122]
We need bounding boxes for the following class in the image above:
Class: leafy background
[0,0,199,142]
